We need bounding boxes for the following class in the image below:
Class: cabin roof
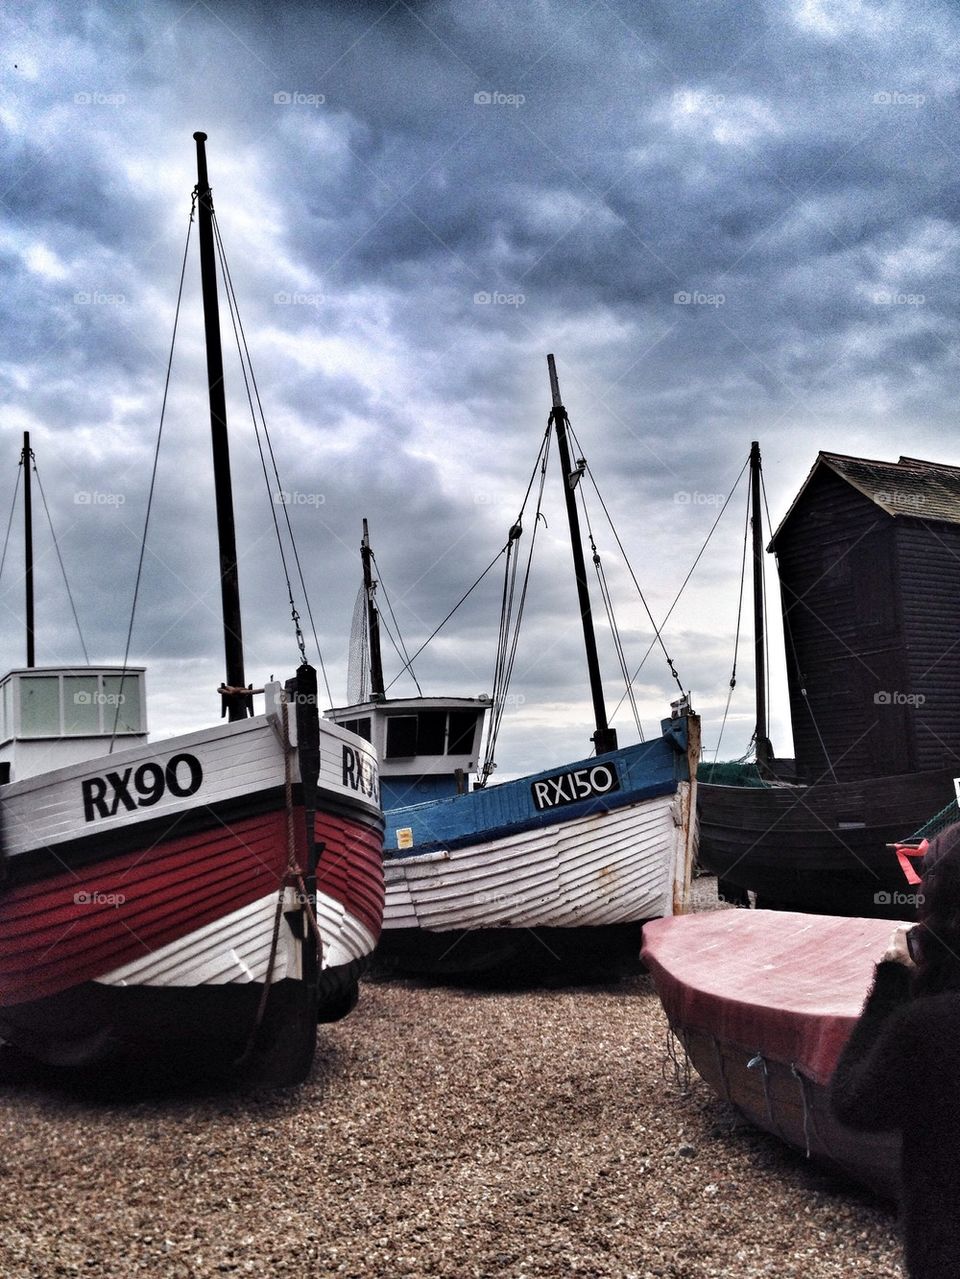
[327,695,490,716]
[770,451,960,545]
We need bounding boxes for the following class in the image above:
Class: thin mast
[547,354,617,755]
[361,519,386,701]
[750,440,771,771]
[193,131,249,720]
[22,431,34,668]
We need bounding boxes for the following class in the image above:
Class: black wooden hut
[771,451,960,785]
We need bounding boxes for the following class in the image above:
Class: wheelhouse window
[448,711,477,755]
[385,715,419,758]
[384,709,481,759]
[2,670,146,740]
[341,716,372,743]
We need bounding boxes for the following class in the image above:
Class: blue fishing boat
[328,356,700,977]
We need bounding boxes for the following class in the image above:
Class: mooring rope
[234,698,325,1071]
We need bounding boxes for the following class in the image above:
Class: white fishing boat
[329,357,699,977]
[0,134,384,1083]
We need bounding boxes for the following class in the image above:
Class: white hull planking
[1,709,379,861]
[96,887,378,988]
[384,783,693,932]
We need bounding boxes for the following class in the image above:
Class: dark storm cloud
[2,0,960,769]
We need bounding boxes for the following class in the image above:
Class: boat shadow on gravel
[0,1036,346,1108]
[686,1084,899,1218]
[364,962,655,997]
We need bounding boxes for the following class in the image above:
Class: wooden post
[194,132,249,720]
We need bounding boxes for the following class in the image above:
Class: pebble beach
[0,954,904,1278]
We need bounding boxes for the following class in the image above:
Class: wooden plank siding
[772,461,960,782]
[895,518,960,774]
[774,466,902,781]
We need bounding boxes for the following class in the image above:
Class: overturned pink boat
[641,910,902,1200]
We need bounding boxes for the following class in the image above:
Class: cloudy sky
[2,0,958,778]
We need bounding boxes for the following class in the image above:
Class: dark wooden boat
[698,447,960,919]
[641,909,902,1201]
[699,765,955,917]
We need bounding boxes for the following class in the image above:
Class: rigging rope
[704,470,751,775]
[479,424,552,783]
[32,459,90,663]
[0,465,22,588]
[379,430,556,697]
[382,544,508,694]
[110,193,197,751]
[566,419,686,698]
[211,211,335,702]
[371,551,422,696]
[577,482,643,740]
[378,605,424,697]
[608,454,751,721]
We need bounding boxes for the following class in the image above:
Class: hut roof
[770,451,960,545]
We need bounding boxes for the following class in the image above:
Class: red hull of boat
[0,807,383,1008]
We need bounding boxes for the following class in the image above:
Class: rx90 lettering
[82,753,203,822]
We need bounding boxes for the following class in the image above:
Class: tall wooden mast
[750,440,771,771]
[361,519,386,701]
[547,355,617,755]
[193,132,249,720]
[22,431,34,668]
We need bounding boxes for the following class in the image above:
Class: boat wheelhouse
[327,694,489,810]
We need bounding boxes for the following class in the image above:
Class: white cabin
[0,666,148,783]
[326,695,489,809]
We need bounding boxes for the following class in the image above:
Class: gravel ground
[0,961,903,1278]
